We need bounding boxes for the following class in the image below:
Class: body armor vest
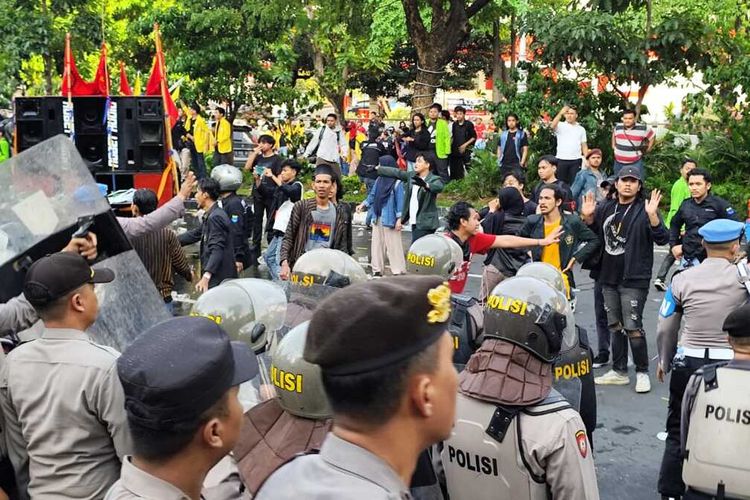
[683,364,750,500]
[442,391,570,500]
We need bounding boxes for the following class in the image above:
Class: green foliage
[444,149,503,202]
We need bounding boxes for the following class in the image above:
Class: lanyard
[613,203,633,236]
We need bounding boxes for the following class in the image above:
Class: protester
[443,201,563,294]
[654,158,697,291]
[213,165,253,273]
[496,112,528,176]
[356,159,406,277]
[401,112,431,172]
[367,110,384,139]
[356,130,385,199]
[612,109,654,176]
[129,189,193,313]
[256,276,459,500]
[449,106,477,181]
[186,103,209,179]
[377,153,445,242]
[105,316,257,499]
[502,170,538,216]
[172,108,191,179]
[304,113,348,177]
[531,155,574,210]
[178,178,236,292]
[474,116,486,138]
[655,218,746,499]
[0,253,131,499]
[520,183,600,296]
[571,148,606,210]
[211,107,233,167]
[479,187,530,301]
[279,165,350,279]
[0,129,9,163]
[245,134,283,259]
[264,159,303,280]
[669,168,738,267]
[551,105,588,185]
[426,103,451,182]
[581,167,668,393]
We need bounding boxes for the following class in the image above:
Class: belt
[682,347,734,360]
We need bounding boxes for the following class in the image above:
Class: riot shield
[551,308,583,411]
[0,136,168,351]
[278,280,342,336]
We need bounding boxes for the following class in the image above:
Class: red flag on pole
[92,42,110,96]
[119,61,133,96]
[145,29,178,128]
[61,36,110,96]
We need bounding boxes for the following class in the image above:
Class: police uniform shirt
[255,433,413,500]
[659,258,746,351]
[0,328,133,499]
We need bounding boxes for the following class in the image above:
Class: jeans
[556,158,582,186]
[594,280,610,356]
[264,235,283,280]
[253,197,274,251]
[658,355,721,497]
[656,252,676,282]
[191,150,207,179]
[613,159,645,178]
[601,285,649,373]
[360,177,376,226]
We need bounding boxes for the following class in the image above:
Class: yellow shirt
[214,117,232,154]
[540,220,571,297]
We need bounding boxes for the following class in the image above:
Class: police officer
[669,168,739,267]
[0,252,131,500]
[680,303,750,500]
[256,276,459,499]
[516,262,597,443]
[656,218,747,499]
[406,234,482,369]
[105,316,258,499]
[212,164,253,273]
[442,276,599,500]
[234,321,333,496]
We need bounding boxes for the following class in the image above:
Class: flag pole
[64,33,72,104]
[153,23,180,197]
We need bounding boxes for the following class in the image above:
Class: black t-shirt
[253,153,283,198]
[452,120,476,153]
[599,202,638,286]
[501,130,529,168]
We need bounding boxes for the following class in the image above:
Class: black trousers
[656,253,676,282]
[556,158,582,186]
[658,355,721,497]
[252,197,274,251]
[449,152,471,180]
[594,280,610,356]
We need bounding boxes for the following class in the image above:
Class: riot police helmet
[406,234,463,279]
[291,248,367,288]
[269,321,331,419]
[484,276,568,362]
[210,164,243,192]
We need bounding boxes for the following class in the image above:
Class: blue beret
[698,219,745,244]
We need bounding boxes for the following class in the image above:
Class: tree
[401,0,493,111]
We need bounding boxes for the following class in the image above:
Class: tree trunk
[646,0,653,34]
[412,63,444,113]
[634,83,649,119]
[491,19,503,104]
[510,13,517,74]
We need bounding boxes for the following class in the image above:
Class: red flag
[145,34,178,127]
[119,61,133,96]
[61,36,109,96]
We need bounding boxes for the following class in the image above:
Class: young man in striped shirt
[612,109,655,177]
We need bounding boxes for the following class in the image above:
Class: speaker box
[15,97,63,151]
[115,97,138,170]
[73,97,107,135]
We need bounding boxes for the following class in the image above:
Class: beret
[304,275,451,375]
[723,303,750,338]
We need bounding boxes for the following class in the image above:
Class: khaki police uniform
[255,433,413,499]
[681,359,750,500]
[442,391,598,500]
[0,328,132,499]
[656,257,745,496]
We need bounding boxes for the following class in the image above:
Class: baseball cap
[617,166,642,181]
[118,316,259,431]
[23,252,114,307]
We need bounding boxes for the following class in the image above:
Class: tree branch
[401,0,428,48]
[466,0,492,19]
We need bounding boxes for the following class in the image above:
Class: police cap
[698,219,744,244]
[118,316,259,431]
[723,303,750,338]
[24,252,114,307]
[305,275,451,375]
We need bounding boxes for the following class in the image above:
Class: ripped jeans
[601,285,650,374]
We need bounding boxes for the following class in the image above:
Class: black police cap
[23,252,114,307]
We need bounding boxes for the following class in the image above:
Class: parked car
[232,125,255,169]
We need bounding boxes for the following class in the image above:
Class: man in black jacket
[179,178,237,292]
[520,183,600,296]
[581,166,668,394]
[669,168,738,266]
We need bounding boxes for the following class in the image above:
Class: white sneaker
[594,370,630,386]
[635,372,651,393]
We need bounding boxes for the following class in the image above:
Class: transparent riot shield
[190,278,288,410]
[0,136,168,351]
[551,308,583,411]
[278,280,343,336]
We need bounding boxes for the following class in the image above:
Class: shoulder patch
[727,207,736,216]
[575,430,588,458]
[231,214,240,224]
[659,287,677,318]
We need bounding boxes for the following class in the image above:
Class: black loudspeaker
[72,97,108,169]
[135,98,164,171]
[115,97,138,170]
[15,97,63,151]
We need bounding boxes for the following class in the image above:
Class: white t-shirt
[554,121,587,160]
[409,181,420,227]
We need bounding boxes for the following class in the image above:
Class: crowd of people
[0,98,747,500]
